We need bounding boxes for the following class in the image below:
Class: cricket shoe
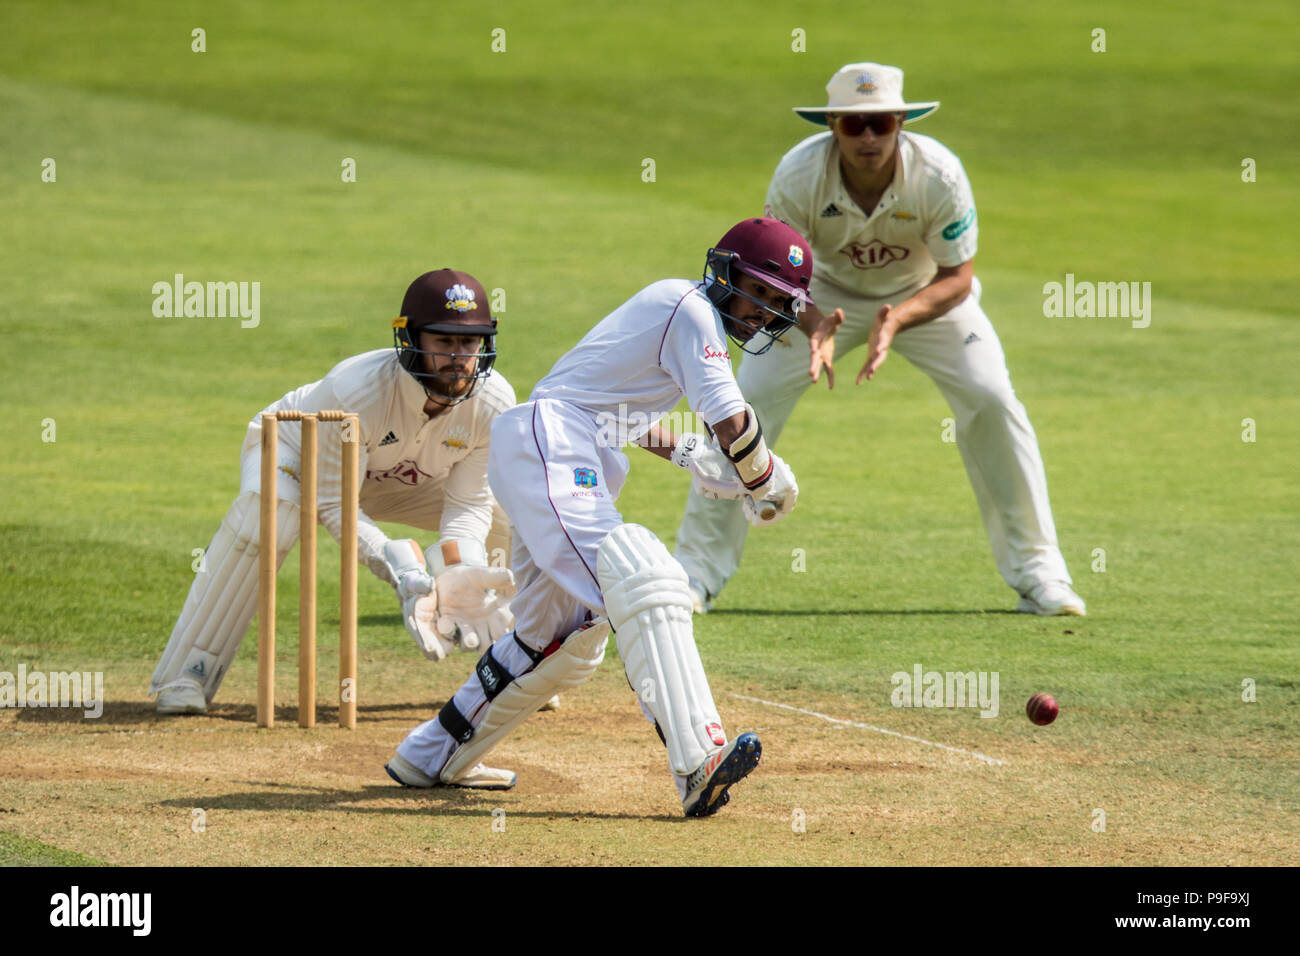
[686,576,715,615]
[384,754,517,791]
[1016,582,1086,617]
[682,732,761,818]
[156,679,207,715]
[538,695,561,712]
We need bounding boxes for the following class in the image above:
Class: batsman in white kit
[676,63,1086,618]
[151,270,525,788]
[386,218,825,816]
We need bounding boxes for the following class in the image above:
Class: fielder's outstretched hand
[805,305,844,389]
[858,304,896,384]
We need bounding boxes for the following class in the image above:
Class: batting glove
[671,433,747,500]
[742,453,798,527]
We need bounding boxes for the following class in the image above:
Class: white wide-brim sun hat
[793,62,939,126]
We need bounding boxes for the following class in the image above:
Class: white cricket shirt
[529,279,748,442]
[252,349,516,568]
[765,130,979,299]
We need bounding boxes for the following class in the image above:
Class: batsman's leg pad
[439,618,610,783]
[597,524,724,775]
[151,492,300,701]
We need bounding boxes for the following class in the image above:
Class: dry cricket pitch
[0,656,1292,867]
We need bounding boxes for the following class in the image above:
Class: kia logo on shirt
[841,239,910,270]
[366,460,434,486]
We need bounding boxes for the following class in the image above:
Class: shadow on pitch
[157,783,673,821]
[202,701,436,726]
[11,699,435,727]
[707,608,1020,616]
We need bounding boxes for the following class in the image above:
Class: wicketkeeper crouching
[151,271,536,785]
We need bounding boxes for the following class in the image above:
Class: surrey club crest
[444,283,478,312]
[441,425,472,450]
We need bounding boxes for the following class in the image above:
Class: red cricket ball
[1026,693,1059,726]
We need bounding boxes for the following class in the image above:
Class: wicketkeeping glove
[382,539,455,660]
[427,539,517,651]
[671,432,747,500]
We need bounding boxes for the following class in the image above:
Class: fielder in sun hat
[792,62,940,126]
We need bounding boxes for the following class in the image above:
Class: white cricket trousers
[675,275,1072,598]
[396,400,632,774]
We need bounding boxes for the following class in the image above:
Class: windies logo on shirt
[841,239,910,270]
[702,344,730,361]
[573,467,598,488]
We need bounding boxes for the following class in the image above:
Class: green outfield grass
[0,0,1296,866]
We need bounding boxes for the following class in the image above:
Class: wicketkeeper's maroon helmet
[704,218,814,354]
[392,269,498,405]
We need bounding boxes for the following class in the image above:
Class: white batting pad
[151,492,300,701]
[596,524,723,775]
[439,618,610,783]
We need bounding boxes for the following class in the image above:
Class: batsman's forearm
[709,411,747,450]
[635,424,676,461]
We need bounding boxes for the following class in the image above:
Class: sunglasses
[834,113,900,137]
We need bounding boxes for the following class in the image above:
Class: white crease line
[731,693,1007,766]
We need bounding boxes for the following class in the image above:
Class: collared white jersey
[529,279,748,441]
[253,349,515,566]
[765,130,979,298]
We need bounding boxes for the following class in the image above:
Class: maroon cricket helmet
[704,218,814,354]
[392,269,498,405]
